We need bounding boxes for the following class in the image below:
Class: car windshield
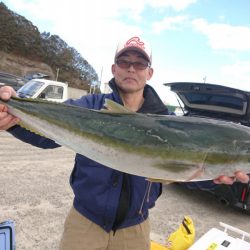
[17,80,44,97]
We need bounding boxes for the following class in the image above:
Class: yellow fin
[101,99,135,114]
[18,121,46,137]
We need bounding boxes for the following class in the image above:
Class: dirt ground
[0,131,249,249]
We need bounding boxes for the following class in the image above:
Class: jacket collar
[108,78,168,115]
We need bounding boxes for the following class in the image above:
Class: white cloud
[147,0,197,11]
[219,61,250,91]
[192,18,250,51]
[152,15,189,33]
[6,0,145,27]
[7,0,197,25]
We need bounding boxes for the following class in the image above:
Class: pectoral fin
[100,99,135,114]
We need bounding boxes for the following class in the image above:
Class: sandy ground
[0,131,249,249]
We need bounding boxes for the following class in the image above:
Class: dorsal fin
[101,99,135,114]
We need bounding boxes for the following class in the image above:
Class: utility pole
[56,68,60,81]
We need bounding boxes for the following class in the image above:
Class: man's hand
[214,171,250,185]
[0,86,19,130]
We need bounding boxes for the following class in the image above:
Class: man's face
[111,50,153,94]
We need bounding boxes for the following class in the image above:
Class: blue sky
[3,0,250,105]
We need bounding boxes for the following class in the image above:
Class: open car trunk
[165,82,250,126]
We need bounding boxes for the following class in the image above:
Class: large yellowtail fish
[1,97,250,182]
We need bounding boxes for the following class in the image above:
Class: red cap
[114,36,152,64]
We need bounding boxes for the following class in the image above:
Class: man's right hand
[0,86,20,130]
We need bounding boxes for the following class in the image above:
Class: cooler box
[188,222,250,250]
[0,220,15,250]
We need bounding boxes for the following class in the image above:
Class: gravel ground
[0,131,249,249]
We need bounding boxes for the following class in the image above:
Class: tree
[0,2,98,90]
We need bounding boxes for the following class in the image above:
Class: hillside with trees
[0,2,98,90]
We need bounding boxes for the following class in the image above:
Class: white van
[17,79,68,102]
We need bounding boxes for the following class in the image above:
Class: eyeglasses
[115,59,150,70]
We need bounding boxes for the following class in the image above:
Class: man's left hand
[214,171,249,185]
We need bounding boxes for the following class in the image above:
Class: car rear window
[184,93,245,110]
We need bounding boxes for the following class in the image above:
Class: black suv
[165,82,250,213]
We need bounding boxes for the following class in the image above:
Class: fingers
[234,171,250,183]
[213,171,250,185]
[0,86,17,101]
[0,104,19,130]
[213,176,234,185]
[0,115,19,130]
[0,87,19,130]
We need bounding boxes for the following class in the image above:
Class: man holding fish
[0,36,249,250]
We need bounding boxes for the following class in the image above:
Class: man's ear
[147,67,154,80]
[111,64,116,75]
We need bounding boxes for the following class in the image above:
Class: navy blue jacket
[8,78,169,232]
